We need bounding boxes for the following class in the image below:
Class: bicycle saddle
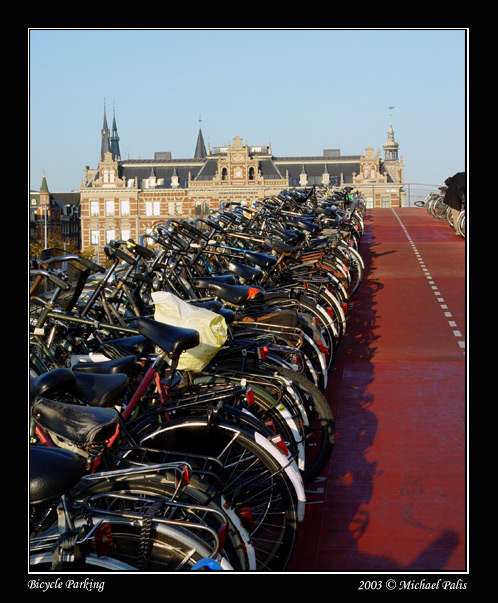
[190,299,236,324]
[193,274,237,289]
[30,368,75,402]
[243,251,277,270]
[208,282,265,306]
[72,354,137,375]
[31,397,119,449]
[227,260,263,284]
[290,220,321,235]
[30,446,84,505]
[268,239,296,254]
[30,368,128,408]
[136,317,200,356]
[277,229,306,244]
[100,334,155,360]
[315,205,337,216]
[70,371,129,407]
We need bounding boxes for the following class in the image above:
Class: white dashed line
[391,208,465,354]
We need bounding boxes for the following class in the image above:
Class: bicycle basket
[38,248,91,311]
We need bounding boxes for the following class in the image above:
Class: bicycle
[30,316,304,571]
[30,446,238,571]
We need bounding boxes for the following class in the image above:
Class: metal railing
[403,183,445,207]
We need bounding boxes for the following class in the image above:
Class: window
[121,200,130,216]
[121,229,130,241]
[103,170,115,184]
[90,230,99,245]
[106,200,115,216]
[106,229,115,244]
[168,201,183,215]
[146,201,160,217]
[381,196,391,208]
[90,201,99,216]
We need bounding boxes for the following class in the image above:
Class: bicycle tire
[131,417,300,571]
[191,374,306,475]
[201,359,334,485]
[71,476,240,571]
[29,551,138,571]
[263,291,339,368]
[268,365,335,484]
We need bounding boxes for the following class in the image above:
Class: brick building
[79,106,404,264]
[29,173,81,252]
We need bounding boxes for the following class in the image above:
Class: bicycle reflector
[271,434,289,457]
[257,346,269,360]
[316,341,329,363]
[175,464,191,488]
[217,522,228,552]
[245,387,255,406]
[238,507,254,533]
[94,522,113,557]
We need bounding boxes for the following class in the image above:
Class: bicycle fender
[254,431,306,522]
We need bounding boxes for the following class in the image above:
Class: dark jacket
[444,172,466,211]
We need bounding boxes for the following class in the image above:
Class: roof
[118,152,364,188]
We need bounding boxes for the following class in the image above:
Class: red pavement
[288,208,467,573]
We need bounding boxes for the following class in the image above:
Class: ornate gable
[214,136,262,185]
[95,151,124,188]
[353,147,387,184]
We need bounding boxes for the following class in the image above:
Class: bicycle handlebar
[38,254,105,273]
[125,239,156,260]
[104,244,136,265]
[30,269,71,291]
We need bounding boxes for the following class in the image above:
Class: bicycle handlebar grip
[126,239,156,259]
[104,245,136,265]
[182,222,208,241]
[77,257,106,273]
[30,269,71,291]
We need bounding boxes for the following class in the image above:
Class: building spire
[110,101,121,160]
[100,99,111,161]
[40,171,49,193]
[194,115,207,159]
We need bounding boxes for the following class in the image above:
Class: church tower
[100,101,111,161]
[100,101,121,161]
[110,104,121,160]
[382,108,403,183]
[194,118,207,159]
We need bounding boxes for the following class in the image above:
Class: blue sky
[29,28,467,193]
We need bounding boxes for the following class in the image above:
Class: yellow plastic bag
[152,291,227,372]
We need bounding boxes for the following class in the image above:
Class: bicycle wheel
[132,417,300,571]
[70,473,236,571]
[457,211,465,237]
[29,551,138,571]
[431,197,449,220]
[329,244,364,297]
[34,512,226,571]
[200,359,334,486]
[263,291,339,368]
[191,373,306,476]
[268,365,335,484]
